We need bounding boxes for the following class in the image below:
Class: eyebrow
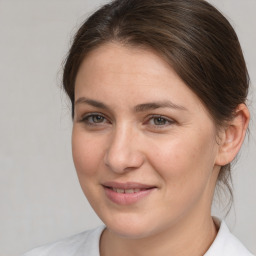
[75,97,108,109]
[134,101,187,112]
[75,97,187,112]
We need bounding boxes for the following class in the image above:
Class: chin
[108,224,153,239]
[102,213,163,239]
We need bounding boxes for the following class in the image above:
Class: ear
[215,104,250,166]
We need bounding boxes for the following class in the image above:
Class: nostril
[104,150,144,174]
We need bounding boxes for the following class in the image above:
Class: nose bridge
[104,122,144,173]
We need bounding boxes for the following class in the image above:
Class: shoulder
[205,218,254,256]
[21,226,105,256]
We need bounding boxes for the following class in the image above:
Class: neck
[100,214,218,256]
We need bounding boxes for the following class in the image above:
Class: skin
[72,43,249,256]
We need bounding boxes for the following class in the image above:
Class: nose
[104,125,145,174]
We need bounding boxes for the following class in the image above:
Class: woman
[23,0,254,255]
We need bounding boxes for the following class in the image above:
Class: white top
[22,220,254,256]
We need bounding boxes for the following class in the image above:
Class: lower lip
[104,187,155,205]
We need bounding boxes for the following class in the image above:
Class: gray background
[0,0,255,255]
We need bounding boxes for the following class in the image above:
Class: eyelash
[80,113,110,126]
[79,113,175,128]
[146,115,175,128]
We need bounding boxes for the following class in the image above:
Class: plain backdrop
[0,0,255,255]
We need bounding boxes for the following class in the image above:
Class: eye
[146,115,175,127]
[152,116,168,125]
[80,113,109,125]
[89,115,105,123]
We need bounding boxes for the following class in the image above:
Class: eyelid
[145,114,175,127]
[79,112,111,124]
[78,112,175,129]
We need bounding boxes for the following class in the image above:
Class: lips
[102,182,156,205]
[111,188,144,193]
[103,181,155,190]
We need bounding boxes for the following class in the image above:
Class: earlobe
[215,104,250,166]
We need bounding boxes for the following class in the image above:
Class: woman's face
[72,43,221,238]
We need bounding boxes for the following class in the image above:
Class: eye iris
[93,115,104,123]
[154,117,166,125]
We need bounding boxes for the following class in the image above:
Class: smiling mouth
[102,182,156,205]
[107,187,149,194]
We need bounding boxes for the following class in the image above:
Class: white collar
[204,217,254,255]
[76,218,254,256]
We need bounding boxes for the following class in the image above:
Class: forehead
[76,42,183,94]
[75,42,211,118]
[77,42,172,78]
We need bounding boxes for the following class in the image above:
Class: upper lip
[102,181,156,190]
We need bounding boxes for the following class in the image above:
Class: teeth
[112,188,143,193]
[125,189,134,194]
[116,188,124,193]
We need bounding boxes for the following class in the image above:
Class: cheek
[72,128,105,178]
[148,137,217,218]
[149,132,217,189]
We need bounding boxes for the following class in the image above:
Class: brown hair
[63,0,249,208]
